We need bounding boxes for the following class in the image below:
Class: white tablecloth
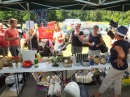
[0,62,112,73]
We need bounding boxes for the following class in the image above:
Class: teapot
[93,56,100,65]
[100,55,106,65]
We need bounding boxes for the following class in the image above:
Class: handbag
[107,30,115,39]
[97,34,108,53]
[99,43,108,53]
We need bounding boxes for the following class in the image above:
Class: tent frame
[0,0,129,50]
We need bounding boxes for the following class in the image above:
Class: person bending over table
[4,18,20,56]
[86,25,104,57]
[68,23,84,55]
[91,26,130,97]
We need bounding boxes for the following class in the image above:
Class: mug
[46,62,49,67]
[12,63,17,69]
[17,62,22,68]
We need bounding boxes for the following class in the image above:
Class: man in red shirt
[4,18,20,56]
[0,23,8,56]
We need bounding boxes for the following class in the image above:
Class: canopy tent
[0,0,130,11]
[0,0,129,50]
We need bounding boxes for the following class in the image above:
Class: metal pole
[121,4,124,25]
[26,2,32,50]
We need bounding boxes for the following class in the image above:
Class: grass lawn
[62,35,111,56]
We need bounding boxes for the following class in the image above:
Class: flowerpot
[52,62,59,67]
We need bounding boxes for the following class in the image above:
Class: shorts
[71,46,82,55]
[88,49,100,56]
[9,46,19,56]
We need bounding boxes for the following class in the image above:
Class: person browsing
[4,18,20,56]
[26,28,39,50]
[0,23,8,56]
[86,25,104,57]
[91,26,130,97]
[68,23,84,55]
[53,22,65,50]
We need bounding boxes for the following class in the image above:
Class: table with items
[0,52,130,97]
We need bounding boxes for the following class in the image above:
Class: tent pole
[121,4,124,25]
[26,2,32,50]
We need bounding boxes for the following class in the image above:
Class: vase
[100,55,106,64]
[94,56,100,65]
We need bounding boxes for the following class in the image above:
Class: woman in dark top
[68,23,84,55]
[87,25,104,56]
[92,26,130,97]
[31,34,38,50]
[26,28,38,50]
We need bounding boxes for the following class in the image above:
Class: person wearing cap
[91,26,130,97]
[68,23,84,55]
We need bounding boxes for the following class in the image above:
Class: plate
[22,64,33,68]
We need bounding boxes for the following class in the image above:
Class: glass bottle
[34,54,39,68]
[72,54,76,66]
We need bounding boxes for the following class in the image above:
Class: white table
[0,62,129,97]
[0,62,112,73]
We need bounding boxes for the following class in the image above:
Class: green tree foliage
[0,10,130,25]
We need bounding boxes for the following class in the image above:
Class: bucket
[20,50,37,63]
